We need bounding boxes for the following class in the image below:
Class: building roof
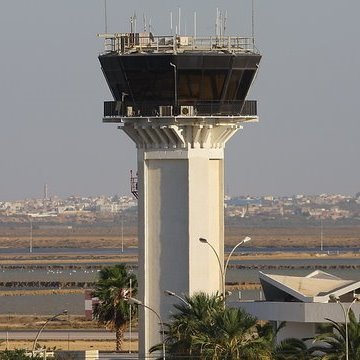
[259,270,360,303]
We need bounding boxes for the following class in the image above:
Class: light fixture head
[329,294,340,302]
[243,236,251,243]
[126,297,143,306]
[199,237,208,244]
[164,290,176,296]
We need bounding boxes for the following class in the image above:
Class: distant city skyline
[1,1,359,200]
[1,188,359,202]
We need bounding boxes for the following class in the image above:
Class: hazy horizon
[1,1,359,200]
[2,189,358,203]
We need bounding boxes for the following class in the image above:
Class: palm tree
[0,349,41,359]
[157,292,223,358]
[150,292,272,359]
[310,309,360,359]
[256,321,289,358]
[92,264,137,351]
[192,306,272,359]
[274,337,317,360]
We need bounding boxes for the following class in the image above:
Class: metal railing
[98,33,258,54]
[103,100,257,119]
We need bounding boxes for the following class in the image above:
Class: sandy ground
[0,315,102,330]
[0,249,359,266]
[0,224,359,249]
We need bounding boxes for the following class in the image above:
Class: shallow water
[1,249,360,314]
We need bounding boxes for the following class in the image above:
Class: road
[0,329,138,340]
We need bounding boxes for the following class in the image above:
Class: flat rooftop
[98,32,259,55]
[260,271,360,303]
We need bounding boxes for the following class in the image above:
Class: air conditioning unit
[180,105,195,116]
[179,36,190,46]
[159,105,173,117]
[127,106,134,117]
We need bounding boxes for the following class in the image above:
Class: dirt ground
[0,224,359,249]
[0,315,102,330]
[0,339,137,352]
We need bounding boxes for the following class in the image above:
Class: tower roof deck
[98,32,259,55]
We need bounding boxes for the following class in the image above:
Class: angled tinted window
[201,70,227,100]
[178,70,202,100]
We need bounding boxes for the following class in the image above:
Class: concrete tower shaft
[99,32,261,357]
[123,116,248,353]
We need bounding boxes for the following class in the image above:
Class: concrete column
[121,118,242,357]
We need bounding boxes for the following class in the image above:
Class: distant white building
[234,271,360,343]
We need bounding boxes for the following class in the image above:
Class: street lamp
[164,290,190,307]
[32,310,68,357]
[199,236,251,301]
[28,216,33,253]
[126,297,166,360]
[330,294,360,360]
[169,62,177,109]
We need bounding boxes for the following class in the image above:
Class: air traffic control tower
[99,32,261,356]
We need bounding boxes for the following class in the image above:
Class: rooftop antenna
[223,10,227,36]
[215,8,218,36]
[178,7,181,35]
[194,12,197,39]
[170,11,173,35]
[104,0,108,33]
[220,10,223,37]
[143,14,147,32]
[252,0,255,43]
[130,12,137,33]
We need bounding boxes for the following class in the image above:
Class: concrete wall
[276,322,316,343]
[236,301,360,343]
[236,301,360,323]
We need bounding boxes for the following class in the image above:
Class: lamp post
[164,290,190,307]
[199,236,251,302]
[127,297,165,360]
[29,216,33,253]
[32,310,67,357]
[169,62,177,110]
[128,274,133,354]
[330,295,360,360]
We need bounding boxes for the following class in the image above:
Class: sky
[0,0,359,200]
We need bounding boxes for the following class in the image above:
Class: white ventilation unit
[127,106,134,117]
[159,105,173,117]
[179,36,190,46]
[180,105,195,116]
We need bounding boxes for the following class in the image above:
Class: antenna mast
[170,11,173,34]
[194,12,197,39]
[104,0,108,33]
[252,0,255,43]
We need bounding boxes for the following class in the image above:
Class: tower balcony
[103,100,257,122]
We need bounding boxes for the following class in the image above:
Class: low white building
[233,270,360,342]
